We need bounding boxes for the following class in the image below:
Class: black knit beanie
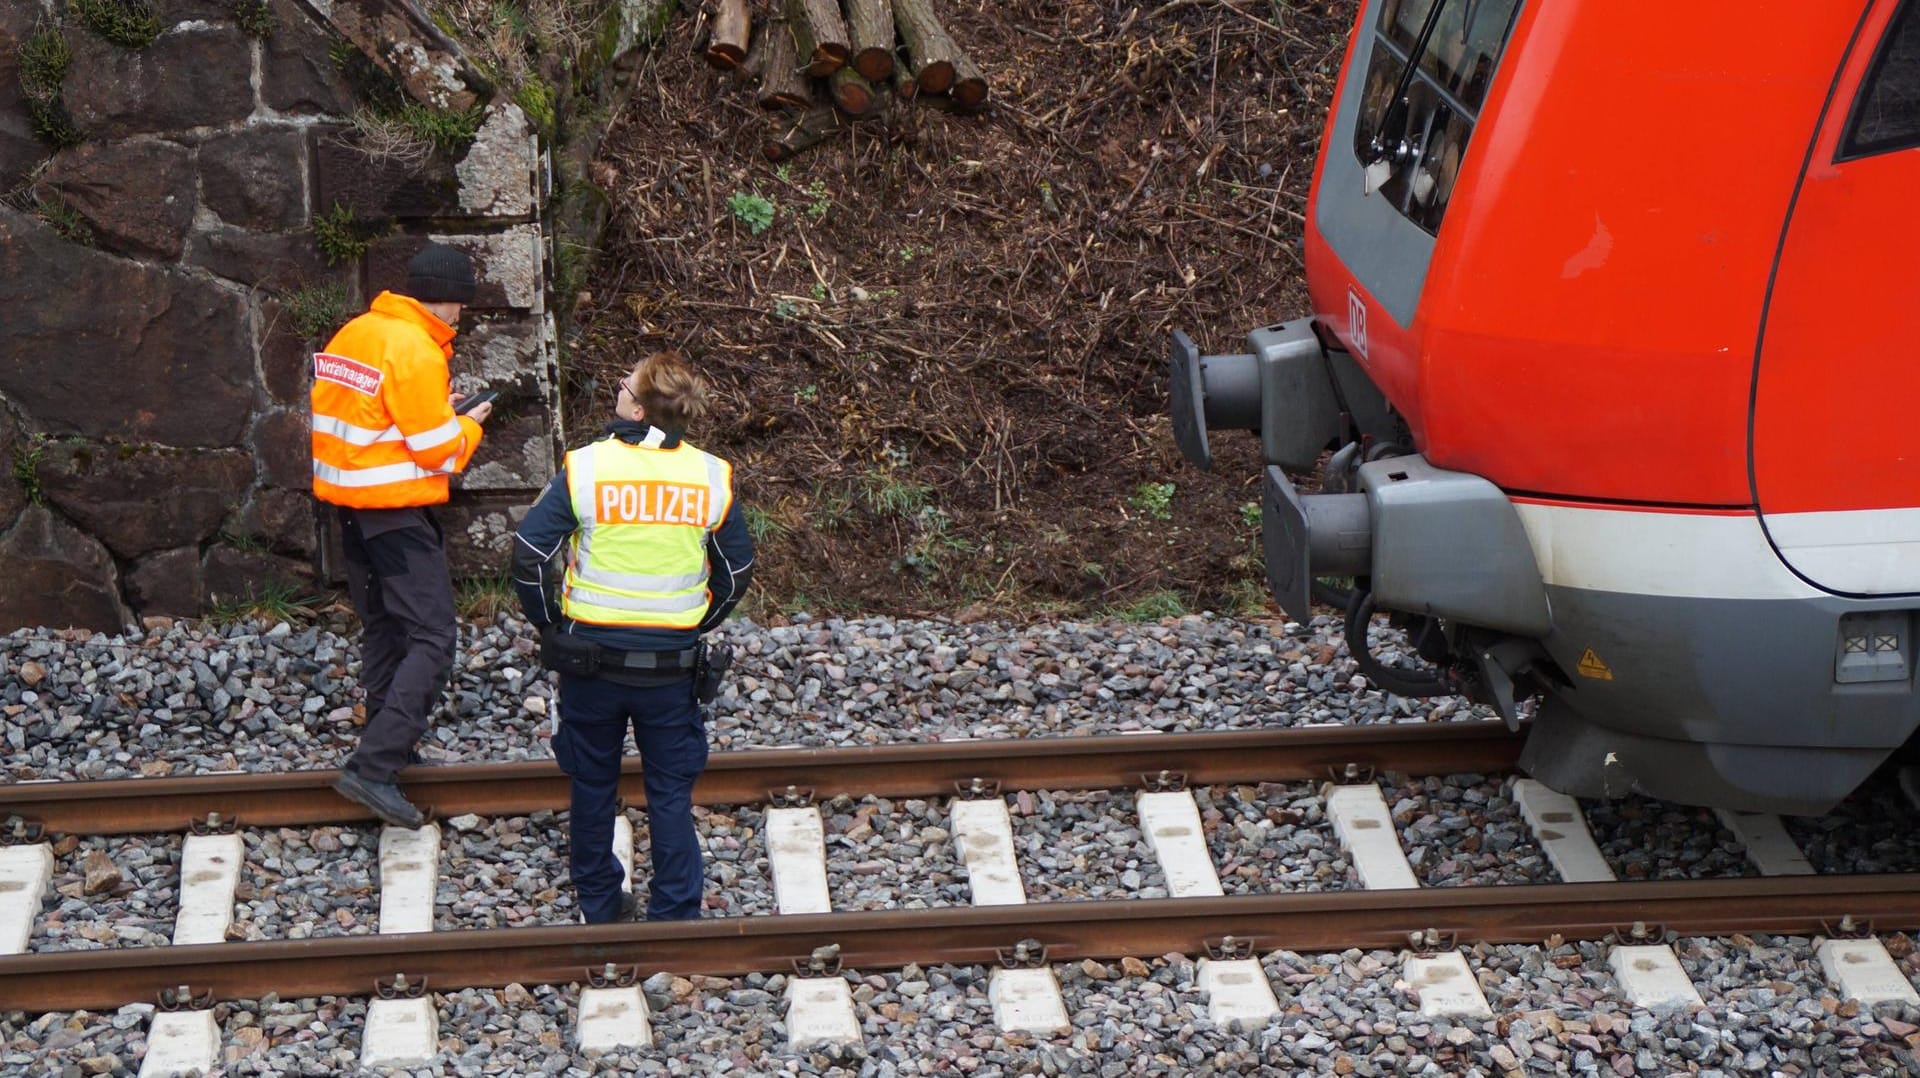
[402,243,477,304]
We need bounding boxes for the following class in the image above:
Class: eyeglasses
[615,380,637,402]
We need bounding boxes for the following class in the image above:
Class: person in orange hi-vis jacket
[311,243,491,827]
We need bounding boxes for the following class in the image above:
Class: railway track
[6,721,1920,1073]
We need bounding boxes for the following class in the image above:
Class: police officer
[313,243,490,828]
[512,352,753,922]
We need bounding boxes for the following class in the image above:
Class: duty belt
[605,646,699,671]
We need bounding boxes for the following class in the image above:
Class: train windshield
[1354,0,1523,234]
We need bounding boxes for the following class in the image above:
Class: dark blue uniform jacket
[511,420,754,653]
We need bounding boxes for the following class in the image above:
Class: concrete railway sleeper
[7,726,1920,1072]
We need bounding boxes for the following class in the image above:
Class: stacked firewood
[703,0,988,161]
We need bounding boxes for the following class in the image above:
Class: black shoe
[620,892,639,921]
[333,770,426,828]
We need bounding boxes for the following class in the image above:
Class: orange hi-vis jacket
[310,292,484,509]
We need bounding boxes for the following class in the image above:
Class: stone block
[0,505,129,631]
[456,410,555,492]
[37,138,196,260]
[64,28,254,139]
[260,296,334,405]
[262,0,356,116]
[0,408,22,530]
[252,408,312,490]
[158,0,241,22]
[367,225,544,311]
[126,547,204,617]
[202,544,316,608]
[317,0,482,111]
[457,314,553,393]
[240,488,319,558]
[201,127,310,231]
[315,136,463,220]
[186,226,340,291]
[0,4,44,192]
[454,104,537,218]
[37,441,252,559]
[0,208,254,447]
[438,494,533,578]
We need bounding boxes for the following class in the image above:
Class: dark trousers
[338,508,457,783]
[553,672,709,923]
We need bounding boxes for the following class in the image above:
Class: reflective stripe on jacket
[311,291,483,509]
[560,432,734,629]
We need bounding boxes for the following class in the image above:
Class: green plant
[1240,500,1262,530]
[207,581,319,624]
[18,27,82,148]
[1223,578,1271,619]
[772,298,797,320]
[774,164,792,183]
[743,505,791,545]
[282,284,349,340]
[455,574,517,620]
[804,179,830,220]
[1112,590,1188,622]
[809,282,827,301]
[72,0,161,49]
[1128,482,1176,522]
[794,384,818,403]
[229,0,275,37]
[312,204,377,267]
[727,191,775,235]
[897,245,918,264]
[25,194,92,245]
[809,482,857,532]
[11,434,47,506]
[327,36,358,69]
[512,75,556,133]
[900,505,972,579]
[859,468,931,519]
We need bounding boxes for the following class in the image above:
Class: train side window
[1356,0,1524,234]
[1841,0,1920,160]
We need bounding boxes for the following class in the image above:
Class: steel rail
[7,874,1920,1012]
[1,722,1524,835]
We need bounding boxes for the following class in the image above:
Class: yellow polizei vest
[561,432,734,629]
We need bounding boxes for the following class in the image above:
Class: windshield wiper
[1365,0,1450,189]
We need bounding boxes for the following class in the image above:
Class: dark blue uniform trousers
[553,673,709,923]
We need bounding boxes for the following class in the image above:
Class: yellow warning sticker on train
[1577,648,1614,681]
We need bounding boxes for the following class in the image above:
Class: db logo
[1346,288,1369,360]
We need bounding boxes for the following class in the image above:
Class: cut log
[892,0,958,95]
[949,45,987,109]
[892,63,919,102]
[757,18,812,110]
[846,0,897,82]
[831,64,878,117]
[785,0,849,76]
[737,18,768,82]
[705,0,750,69]
[763,105,850,163]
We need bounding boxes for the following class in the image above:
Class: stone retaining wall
[0,0,566,630]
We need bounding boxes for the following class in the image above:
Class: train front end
[1173,0,1920,815]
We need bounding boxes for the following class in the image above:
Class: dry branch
[758,17,812,109]
[893,0,958,94]
[705,0,750,69]
[763,105,851,162]
[846,0,897,82]
[738,18,769,81]
[786,0,849,76]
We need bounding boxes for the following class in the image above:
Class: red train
[1172,0,1920,813]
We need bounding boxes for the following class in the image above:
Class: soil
[571,0,1358,620]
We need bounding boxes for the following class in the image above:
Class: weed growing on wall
[229,0,276,38]
[72,0,161,49]
[17,27,82,148]
[283,284,350,340]
[312,204,379,267]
